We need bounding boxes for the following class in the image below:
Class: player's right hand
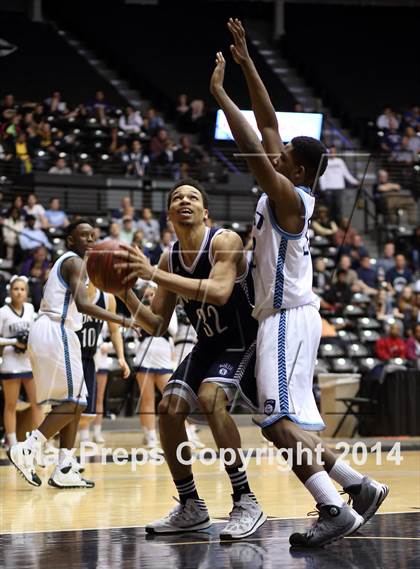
[227,18,250,65]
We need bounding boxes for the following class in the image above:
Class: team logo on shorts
[218,364,234,377]
[264,399,276,416]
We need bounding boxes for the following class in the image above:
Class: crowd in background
[376,104,420,164]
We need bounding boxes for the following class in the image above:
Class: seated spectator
[11,195,25,217]
[19,214,52,252]
[150,128,169,160]
[403,105,420,130]
[174,135,203,177]
[91,90,110,125]
[48,157,72,175]
[376,107,400,130]
[313,257,330,294]
[189,99,209,143]
[386,254,413,294]
[44,91,67,114]
[372,169,416,224]
[410,226,420,273]
[132,229,146,249]
[118,106,143,134]
[375,287,396,321]
[175,94,190,130]
[14,132,33,174]
[20,246,50,311]
[137,207,160,245]
[323,269,352,313]
[24,193,47,228]
[148,228,174,266]
[108,222,121,241]
[44,197,69,228]
[404,126,420,155]
[333,216,359,248]
[37,121,53,149]
[79,163,94,176]
[398,285,414,316]
[375,323,407,361]
[406,323,420,368]
[154,138,177,177]
[357,255,378,290]
[124,140,150,178]
[394,136,417,164]
[112,196,137,221]
[32,103,45,124]
[379,121,401,154]
[145,108,165,136]
[311,206,338,239]
[346,234,368,268]
[2,206,24,262]
[120,216,136,244]
[334,254,358,289]
[377,242,396,275]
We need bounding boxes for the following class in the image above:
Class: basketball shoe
[7,443,42,487]
[220,493,267,540]
[145,498,211,534]
[289,503,364,548]
[343,476,389,523]
[48,462,94,489]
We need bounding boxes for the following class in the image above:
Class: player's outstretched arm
[116,253,178,337]
[107,294,130,378]
[115,234,245,307]
[227,18,283,156]
[210,52,302,232]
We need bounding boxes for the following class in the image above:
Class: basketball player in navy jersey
[209,19,389,547]
[8,219,139,489]
[115,178,266,540]
[77,280,130,443]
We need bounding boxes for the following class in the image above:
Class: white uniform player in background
[0,276,42,448]
[211,19,389,548]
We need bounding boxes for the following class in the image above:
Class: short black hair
[167,177,209,210]
[65,218,93,242]
[291,136,328,181]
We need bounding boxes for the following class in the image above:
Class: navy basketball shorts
[163,340,258,417]
[82,358,97,416]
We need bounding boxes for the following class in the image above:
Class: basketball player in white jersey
[209,20,389,547]
[7,219,138,488]
[0,276,42,448]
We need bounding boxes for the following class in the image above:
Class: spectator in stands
[44,91,67,114]
[406,323,420,367]
[410,226,420,273]
[91,90,110,125]
[335,254,359,289]
[403,105,420,131]
[120,216,136,245]
[323,269,352,313]
[313,257,330,294]
[32,103,45,124]
[80,163,94,176]
[333,216,359,248]
[124,140,150,178]
[375,287,396,321]
[379,120,401,155]
[357,255,378,290]
[386,254,413,294]
[112,196,137,221]
[174,135,203,178]
[44,197,69,229]
[376,107,400,130]
[1,113,22,139]
[154,137,177,177]
[150,128,169,160]
[108,222,121,241]
[189,99,208,140]
[14,133,33,174]
[19,214,52,252]
[132,229,146,249]
[375,322,407,361]
[377,242,396,275]
[347,234,368,268]
[37,122,53,150]
[175,94,190,130]
[404,126,420,155]
[2,206,24,262]
[0,94,17,116]
[118,106,143,134]
[137,207,160,245]
[48,157,72,175]
[145,108,165,136]
[311,206,338,240]
[11,195,25,217]
[148,228,173,266]
[20,246,50,311]
[398,285,415,319]
[319,146,359,219]
[24,193,47,229]
[394,136,417,164]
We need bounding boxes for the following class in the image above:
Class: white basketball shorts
[28,315,87,406]
[256,304,325,431]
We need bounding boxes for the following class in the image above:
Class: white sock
[58,448,75,469]
[329,460,364,488]
[305,471,345,508]
[7,432,17,446]
[93,425,102,437]
[24,429,47,450]
[145,428,157,439]
[79,428,90,442]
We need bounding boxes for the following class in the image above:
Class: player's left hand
[114,243,154,282]
[227,18,250,65]
[210,52,226,95]
[118,358,131,379]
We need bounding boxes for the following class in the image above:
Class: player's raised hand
[210,52,226,95]
[227,18,250,65]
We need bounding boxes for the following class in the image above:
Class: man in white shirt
[319,146,359,219]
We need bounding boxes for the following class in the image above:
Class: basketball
[86,240,137,294]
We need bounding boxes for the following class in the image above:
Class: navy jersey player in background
[114,178,266,540]
[210,19,389,548]
[77,280,130,444]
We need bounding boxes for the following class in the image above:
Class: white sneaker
[48,464,94,489]
[145,498,211,534]
[186,425,205,449]
[220,493,267,540]
[35,442,59,468]
[93,431,105,444]
[7,443,42,487]
[143,431,158,449]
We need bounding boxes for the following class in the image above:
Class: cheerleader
[134,286,177,448]
[0,276,42,447]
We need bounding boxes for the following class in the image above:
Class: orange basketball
[86,240,137,294]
